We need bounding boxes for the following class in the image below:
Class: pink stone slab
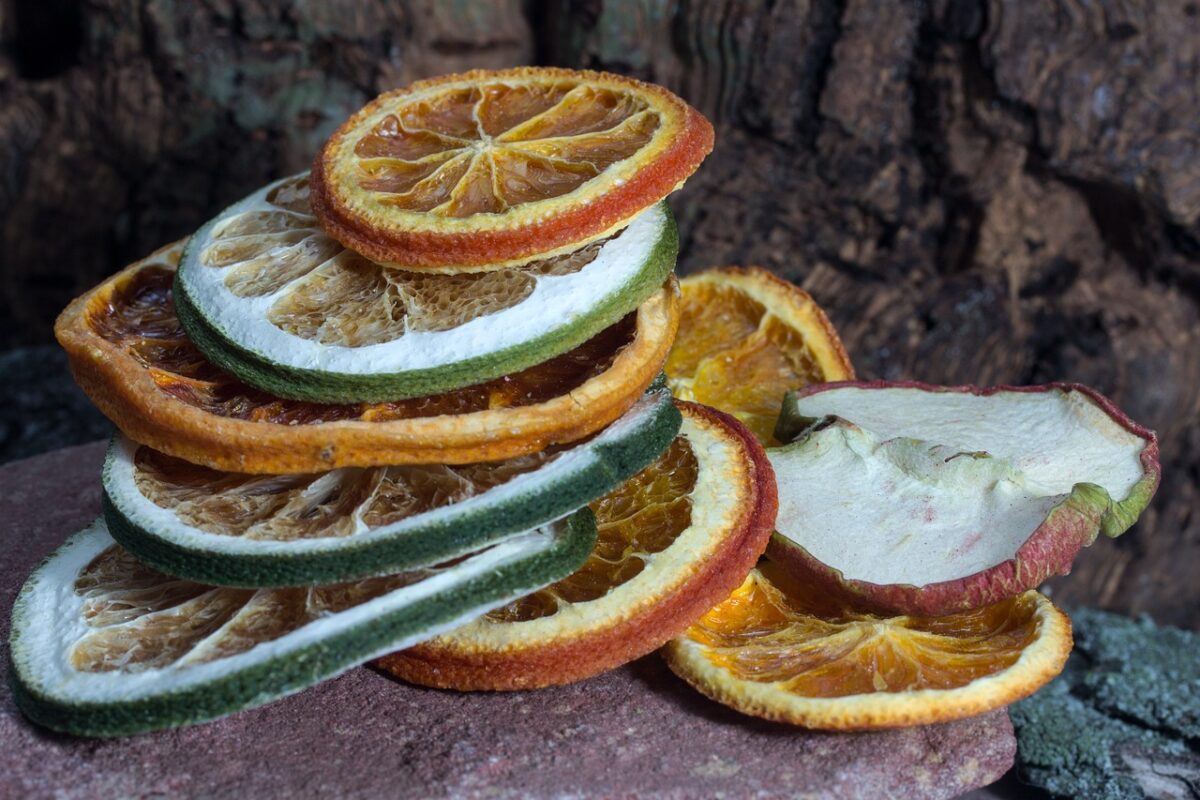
[0,441,1015,799]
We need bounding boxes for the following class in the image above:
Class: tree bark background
[0,0,1197,627]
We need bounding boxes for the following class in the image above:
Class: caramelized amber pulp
[351,82,660,216]
[486,435,699,623]
[667,283,825,443]
[86,261,636,425]
[688,564,1042,696]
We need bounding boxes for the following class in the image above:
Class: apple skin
[768,380,1161,617]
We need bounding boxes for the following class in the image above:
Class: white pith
[435,408,748,649]
[771,386,1150,587]
[178,175,667,375]
[103,389,670,559]
[11,518,569,705]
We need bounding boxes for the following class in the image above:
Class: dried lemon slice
[668,267,854,444]
[311,67,713,269]
[56,241,679,473]
[664,563,1072,730]
[377,401,777,690]
[102,388,680,586]
[176,174,677,402]
[9,513,594,737]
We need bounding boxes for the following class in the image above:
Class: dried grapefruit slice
[664,563,1072,730]
[311,67,713,269]
[768,382,1160,615]
[55,241,679,473]
[102,388,680,586]
[9,512,594,737]
[377,401,777,690]
[667,267,854,444]
[176,174,677,402]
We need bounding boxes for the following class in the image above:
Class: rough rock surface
[0,442,1015,799]
[0,0,1195,627]
[1010,608,1200,799]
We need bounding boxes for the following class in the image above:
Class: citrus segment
[667,267,854,443]
[102,388,681,587]
[176,174,677,403]
[56,242,679,473]
[312,67,713,268]
[9,513,595,737]
[664,564,1072,729]
[377,401,778,690]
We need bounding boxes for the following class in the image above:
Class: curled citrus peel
[312,67,713,270]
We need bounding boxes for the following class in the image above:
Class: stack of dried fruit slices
[11,67,785,736]
[9,65,1163,752]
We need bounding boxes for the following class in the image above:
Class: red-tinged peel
[767,382,1160,616]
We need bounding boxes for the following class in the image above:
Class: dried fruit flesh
[377,401,778,690]
[9,515,594,736]
[664,563,1072,729]
[767,382,1161,616]
[175,173,677,402]
[97,264,631,424]
[312,67,713,268]
[489,435,698,621]
[55,241,679,473]
[667,267,854,444]
[101,389,682,586]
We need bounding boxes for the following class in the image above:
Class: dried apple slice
[768,382,1160,616]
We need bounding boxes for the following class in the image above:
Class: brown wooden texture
[0,1,1196,627]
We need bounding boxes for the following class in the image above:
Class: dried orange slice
[664,563,1072,730]
[311,67,713,269]
[56,242,679,474]
[667,267,854,443]
[377,401,778,690]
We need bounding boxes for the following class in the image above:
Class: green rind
[101,392,681,587]
[175,191,679,403]
[9,511,596,737]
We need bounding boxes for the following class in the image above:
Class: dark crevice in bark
[797,0,844,146]
[910,11,982,277]
[9,0,83,79]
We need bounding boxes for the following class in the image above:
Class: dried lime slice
[102,388,679,586]
[9,512,594,737]
[175,173,677,403]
